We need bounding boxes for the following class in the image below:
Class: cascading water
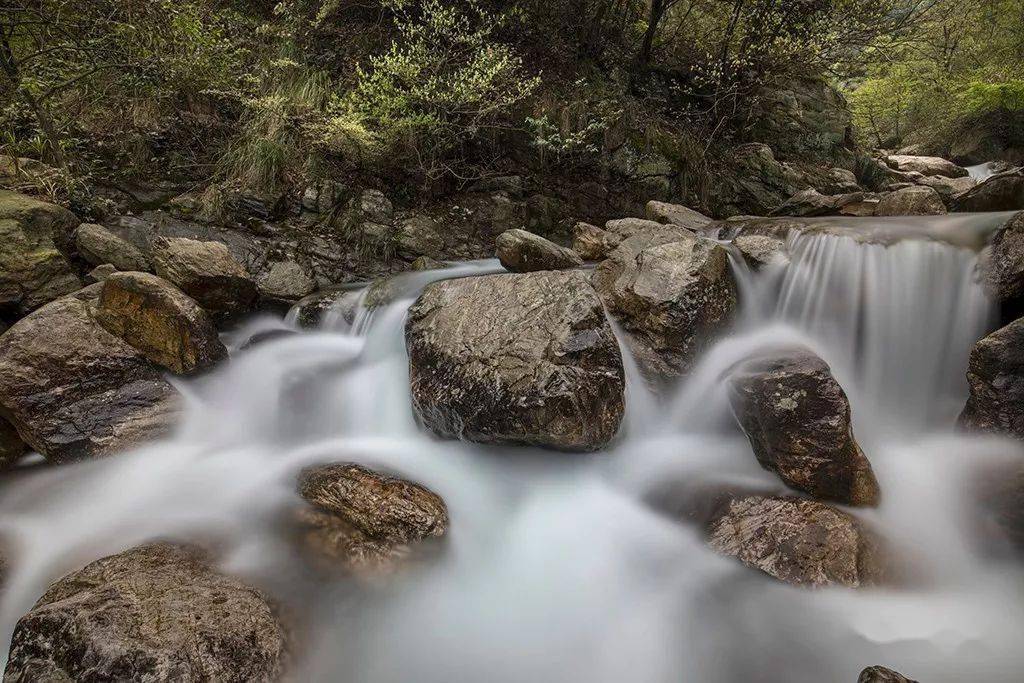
[0,213,1022,682]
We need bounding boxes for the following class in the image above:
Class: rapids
[1,213,1023,682]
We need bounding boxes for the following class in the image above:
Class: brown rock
[95,272,227,375]
[728,348,880,506]
[644,201,711,231]
[875,186,947,216]
[980,211,1024,303]
[571,222,608,260]
[3,543,289,682]
[151,236,258,314]
[74,223,150,272]
[495,229,583,272]
[959,318,1024,438]
[858,665,919,683]
[953,168,1024,212]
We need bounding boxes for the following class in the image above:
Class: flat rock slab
[405,270,624,451]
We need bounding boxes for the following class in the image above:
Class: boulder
[572,222,608,261]
[885,154,968,178]
[355,189,393,225]
[4,543,289,682]
[953,168,1024,212]
[95,272,227,375]
[839,195,881,217]
[85,264,118,284]
[959,318,1024,438]
[771,188,839,217]
[74,223,150,272]
[295,463,448,575]
[644,201,711,231]
[858,666,919,683]
[980,211,1024,303]
[0,416,27,469]
[733,234,788,269]
[916,174,976,204]
[593,232,737,378]
[395,215,444,260]
[875,186,947,216]
[707,495,883,588]
[0,191,81,317]
[495,229,583,273]
[714,143,801,217]
[405,270,624,450]
[151,236,258,315]
[603,218,685,252]
[728,349,880,506]
[256,260,317,302]
[0,287,180,462]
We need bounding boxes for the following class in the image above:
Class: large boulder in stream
[0,287,181,462]
[295,463,448,575]
[495,229,583,272]
[885,154,968,178]
[644,201,712,231]
[151,236,258,315]
[707,495,884,588]
[593,231,737,378]
[74,223,150,272]
[953,168,1024,212]
[728,349,880,506]
[0,190,81,318]
[405,270,624,451]
[875,186,947,216]
[4,543,289,682]
[959,317,1024,438]
[980,211,1024,303]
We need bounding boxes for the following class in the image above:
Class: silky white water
[1,215,1023,682]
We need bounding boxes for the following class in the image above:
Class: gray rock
[953,168,1024,212]
[875,186,947,216]
[151,236,258,315]
[644,201,711,231]
[0,191,81,317]
[85,264,118,284]
[3,543,289,682]
[0,287,180,462]
[95,272,227,375]
[395,215,444,259]
[728,348,880,506]
[885,154,968,178]
[858,665,919,683]
[357,189,393,224]
[495,229,583,272]
[917,174,976,204]
[571,222,608,261]
[593,233,737,378]
[980,211,1024,302]
[74,223,150,271]
[959,317,1024,438]
[257,261,317,302]
[410,256,447,271]
[707,495,884,588]
[405,270,624,450]
[733,234,788,269]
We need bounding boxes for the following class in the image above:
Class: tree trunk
[0,33,66,168]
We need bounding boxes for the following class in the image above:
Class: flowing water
[1,213,1023,681]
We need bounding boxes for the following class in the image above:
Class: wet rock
[707,495,883,588]
[257,261,317,302]
[959,317,1024,438]
[395,215,444,260]
[572,222,608,261]
[495,229,583,273]
[885,154,968,178]
[406,270,624,450]
[733,234,788,269]
[95,272,227,375]
[728,349,880,506]
[0,190,81,317]
[4,543,289,682]
[74,223,150,272]
[593,233,737,378]
[875,186,947,216]
[85,264,118,284]
[151,236,258,315]
[0,287,180,462]
[0,416,27,470]
[980,211,1024,303]
[291,287,354,329]
[858,665,919,683]
[644,201,711,231]
[953,168,1024,212]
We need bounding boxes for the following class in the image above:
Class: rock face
[0,287,180,462]
[885,154,968,178]
[875,186,947,216]
[95,272,227,375]
[953,168,1024,212]
[4,543,289,682]
[256,260,317,302]
[495,229,583,273]
[74,223,150,272]
[0,190,81,317]
[572,222,608,260]
[981,211,1024,303]
[593,232,737,378]
[151,236,257,314]
[0,417,27,469]
[858,665,919,683]
[644,201,711,231]
[405,270,624,450]
[295,463,448,574]
[959,318,1024,438]
[728,349,880,506]
[707,495,882,588]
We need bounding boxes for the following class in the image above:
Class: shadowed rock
[151,236,257,315]
[979,211,1024,303]
[885,154,967,178]
[875,186,946,216]
[644,201,711,231]
[75,223,150,272]
[405,270,624,450]
[3,543,289,682]
[728,348,880,506]
[960,318,1024,438]
[0,416,27,470]
[495,229,583,272]
[953,168,1024,212]
[858,665,919,683]
[571,222,608,260]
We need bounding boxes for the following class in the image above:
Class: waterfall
[0,215,1022,682]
